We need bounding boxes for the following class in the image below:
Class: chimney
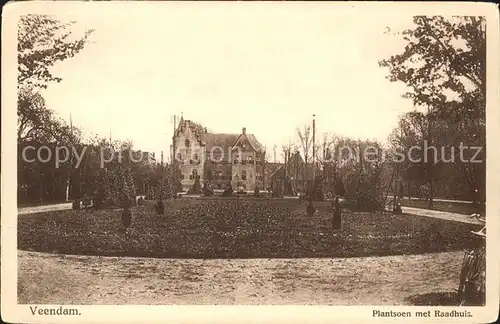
[204,127,207,133]
[242,127,246,135]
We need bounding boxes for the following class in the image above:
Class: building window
[227,172,232,180]
[249,172,253,179]
[192,169,198,180]
[177,153,182,161]
[248,156,254,164]
[185,139,190,147]
[241,170,247,181]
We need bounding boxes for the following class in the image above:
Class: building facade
[171,118,266,191]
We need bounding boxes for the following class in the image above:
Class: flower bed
[18,199,481,258]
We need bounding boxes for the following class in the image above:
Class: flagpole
[312,114,316,179]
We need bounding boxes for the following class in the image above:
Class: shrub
[271,181,282,197]
[341,165,384,212]
[93,165,136,209]
[306,200,315,217]
[121,208,132,229]
[155,199,165,215]
[188,178,202,195]
[222,185,233,197]
[203,181,214,196]
[310,175,325,201]
[334,178,346,197]
[72,199,81,210]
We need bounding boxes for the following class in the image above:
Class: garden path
[18,250,462,305]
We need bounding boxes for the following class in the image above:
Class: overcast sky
[40,3,418,162]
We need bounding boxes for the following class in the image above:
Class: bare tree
[296,125,313,179]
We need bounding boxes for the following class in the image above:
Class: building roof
[270,165,285,179]
[265,162,284,176]
[176,118,264,153]
[245,134,264,151]
[185,120,206,135]
[200,133,240,152]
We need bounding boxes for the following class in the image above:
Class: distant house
[269,151,319,193]
[172,117,266,191]
[264,162,284,189]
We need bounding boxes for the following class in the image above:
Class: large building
[171,117,266,191]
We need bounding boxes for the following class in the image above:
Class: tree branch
[423,20,482,89]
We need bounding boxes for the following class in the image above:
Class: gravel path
[402,207,483,225]
[18,203,72,215]
[18,250,464,305]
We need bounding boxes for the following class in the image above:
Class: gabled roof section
[201,133,240,152]
[265,162,284,177]
[246,134,264,152]
[270,165,285,179]
[232,134,264,152]
[174,119,265,153]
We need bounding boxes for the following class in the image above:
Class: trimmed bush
[203,182,214,196]
[121,208,132,229]
[222,185,233,197]
[72,200,81,210]
[334,178,346,197]
[306,200,315,217]
[155,198,165,215]
[310,175,325,201]
[188,178,202,195]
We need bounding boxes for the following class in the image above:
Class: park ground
[18,250,461,305]
[17,198,481,305]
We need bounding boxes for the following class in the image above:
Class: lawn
[18,198,482,258]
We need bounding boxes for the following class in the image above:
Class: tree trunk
[39,168,44,204]
[357,142,363,211]
[427,116,434,209]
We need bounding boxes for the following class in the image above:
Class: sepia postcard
[2,1,499,323]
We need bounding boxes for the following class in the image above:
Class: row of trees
[280,16,485,211]
[17,14,179,208]
[17,14,93,205]
[381,16,486,207]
